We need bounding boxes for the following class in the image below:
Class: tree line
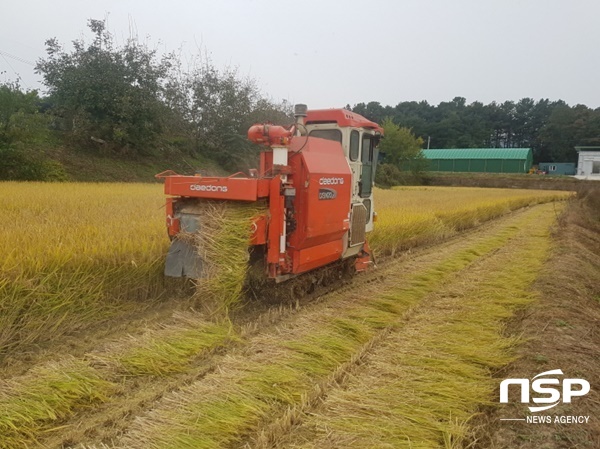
[0,19,291,180]
[1,19,599,182]
[351,97,600,163]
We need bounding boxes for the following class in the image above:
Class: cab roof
[306,109,383,134]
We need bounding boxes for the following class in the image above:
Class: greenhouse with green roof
[421,148,533,174]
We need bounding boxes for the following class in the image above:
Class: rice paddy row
[0,200,544,449]
[277,205,556,448]
[88,203,556,449]
[0,310,238,449]
[371,186,568,256]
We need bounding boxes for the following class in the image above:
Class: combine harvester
[157,104,383,293]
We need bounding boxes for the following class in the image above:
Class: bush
[375,163,424,187]
[0,148,68,181]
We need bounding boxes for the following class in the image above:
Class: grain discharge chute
[157,104,383,289]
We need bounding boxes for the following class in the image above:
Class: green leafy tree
[0,81,66,181]
[354,97,600,164]
[352,101,391,124]
[0,80,48,147]
[379,118,425,167]
[375,118,427,186]
[36,19,173,154]
[540,103,600,162]
[35,18,291,169]
[164,58,291,169]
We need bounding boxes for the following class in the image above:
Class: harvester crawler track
[245,256,357,304]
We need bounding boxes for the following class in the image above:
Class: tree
[391,101,430,137]
[36,19,173,154]
[163,58,292,170]
[539,103,600,162]
[379,118,425,169]
[350,97,600,165]
[352,101,391,124]
[0,80,67,181]
[0,80,48,148]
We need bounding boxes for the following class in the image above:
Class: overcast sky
[1,0,599,109]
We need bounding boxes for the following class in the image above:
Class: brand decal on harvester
[318,188,337,200]
[319,177,344,185]
[190,184,228,193]
[499,369,591,424]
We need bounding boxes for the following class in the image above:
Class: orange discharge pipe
[248,124,294,146]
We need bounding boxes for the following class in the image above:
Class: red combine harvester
[158,104,383,284]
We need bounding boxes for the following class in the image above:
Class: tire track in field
[265,203,560,449]
[78,205,550,449]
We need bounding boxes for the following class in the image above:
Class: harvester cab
[157,104,383,284]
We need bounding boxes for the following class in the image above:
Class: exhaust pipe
[294,104,307,135]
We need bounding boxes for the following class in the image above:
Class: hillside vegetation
[0,19,291,182]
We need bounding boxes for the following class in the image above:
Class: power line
[0,49,36,66]
[0,52,32,89]
[1,54,20,79]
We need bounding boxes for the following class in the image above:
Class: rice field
[0,182,568,358]
[371,186,568,255]
[0,183,167,357]
[0,181,572,448]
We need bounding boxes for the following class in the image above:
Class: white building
[575,146,600,179]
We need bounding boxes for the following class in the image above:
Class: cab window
[361,135,373,163]
[350,130,359,161]
[309,129,342,143]
[360,134,374,197]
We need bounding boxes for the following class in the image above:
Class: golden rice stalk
[0,182,167,359]
[105,312,237,377]
[370,186,570,256]
[180,200,267,313]
[114,206,553,449]
[278,203,560,448]
[0,358,115,449]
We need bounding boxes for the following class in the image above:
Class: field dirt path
[3,201,580,449]
[471,193,600,449]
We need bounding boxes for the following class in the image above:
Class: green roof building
[422,148,533,174]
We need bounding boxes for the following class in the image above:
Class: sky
[1,0,599,109]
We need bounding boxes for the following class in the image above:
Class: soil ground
[469,188,600,448]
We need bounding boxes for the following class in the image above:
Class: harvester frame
[158,104,383,285]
